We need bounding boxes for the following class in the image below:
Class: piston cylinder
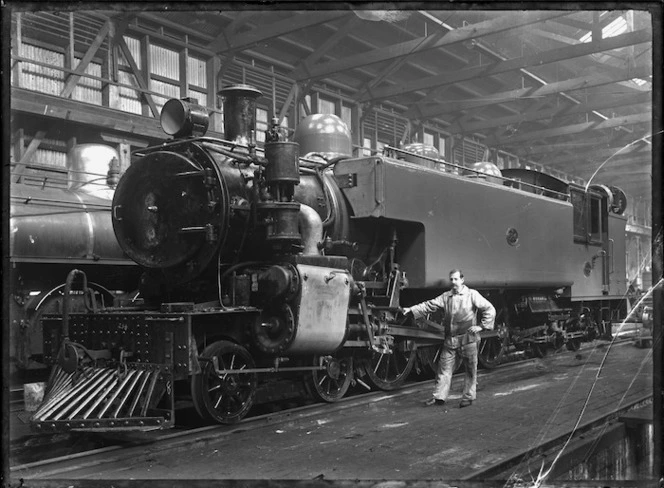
[256,201,301,244]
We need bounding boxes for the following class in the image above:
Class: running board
[31,364,174,432]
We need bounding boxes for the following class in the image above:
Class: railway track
[9,335,639,478]
[10,353,543,476]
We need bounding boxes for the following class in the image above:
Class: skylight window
[579,15,628,42]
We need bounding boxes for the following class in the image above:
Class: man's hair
[449,269,464,278]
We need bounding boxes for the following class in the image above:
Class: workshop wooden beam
[115,33,160,118]
[14,130,47,182]
[406,63,651,120]
[522,27,584,46]
[278,83,298,123]
[293,11,566,81]
[515,134,638,157]
[596,170,651,181]
[361,28,651,102]
[491,111,651,146]
[207,11,347,53]
[356,28,449,100]
[60,19,112,99]
[550,16,594,31]
[205,12,258,54]
[11,87,185,141]
[547,150,651,170]
[541,145,651,167]
[295,13,359,69]
[209,11,255,86]
[450,91,651,134]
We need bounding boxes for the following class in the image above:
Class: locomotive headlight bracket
[161,97,210,138]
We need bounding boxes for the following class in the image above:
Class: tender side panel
[335,157,575,289]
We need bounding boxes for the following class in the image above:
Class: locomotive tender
[31,84,628,431]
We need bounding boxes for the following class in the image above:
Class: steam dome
[464,161,503,184]
[293,114,352,160]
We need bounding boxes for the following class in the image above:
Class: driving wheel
[365,338,416,390]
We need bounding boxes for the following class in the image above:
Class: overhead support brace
[207,11,347,54]
[292,13,360,80]
[60,19,112,99]
[450,91,651,134]
[405,65,651,120]
[278,83,298,123]
[115,32,160,118]
[360,29,651,102]
[14,130,47,183]
[292,11,566,81]
[488,111,651,146]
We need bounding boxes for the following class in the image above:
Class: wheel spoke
[373,353,385,374]
[214,391,224,410]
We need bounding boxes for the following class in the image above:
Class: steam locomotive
[30,84,628,431]
[9,145,139,376]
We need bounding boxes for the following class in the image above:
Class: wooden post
[140,34,151,116]
[207,55,221,131]
[180,45,188,99]
[12,12,23,86]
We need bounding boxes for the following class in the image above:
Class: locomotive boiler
[31,83,628,431]
[9,145,139,376]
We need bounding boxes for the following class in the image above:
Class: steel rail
[10,355,540,478]
[10,337,639,478]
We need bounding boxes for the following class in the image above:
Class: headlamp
[160,97,209,138]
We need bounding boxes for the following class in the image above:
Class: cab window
[589,195,602,242]
[571,188,603,245]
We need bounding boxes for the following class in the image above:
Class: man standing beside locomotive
[402,269,495,408]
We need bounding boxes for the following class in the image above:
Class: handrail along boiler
[31,84,628,431]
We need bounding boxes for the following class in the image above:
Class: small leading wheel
[414,345,463,376]
[552,332,566,352]
[478,336,505,369]
[365,339,416,390]
[306,355,353,403]
[528,342,547,358]
[191,340,257,424]
[416,345,439,376]
[566,338,582,351]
